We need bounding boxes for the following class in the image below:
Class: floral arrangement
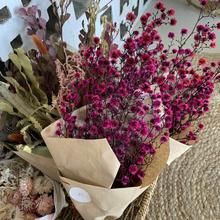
[0,156,55,220]
[54,0,220,187]
[8,176,54,219]
[0,0,220,219]
[150,1,220,143]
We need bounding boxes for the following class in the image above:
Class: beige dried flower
[19,195,36,213]
[32,176,53,195]
[35,194,54,216]
[19,177,33,197]
[14,207,25,220]
[25,213,37,220]
[8,190,22,205]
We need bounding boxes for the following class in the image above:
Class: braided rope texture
[146,98,220,220]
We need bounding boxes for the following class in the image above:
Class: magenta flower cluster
[56,1,220,187]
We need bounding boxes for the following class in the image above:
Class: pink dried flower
[160,136,168,143]
[155,1,165,11]
[56,1,220,187]
[140,15,148,25]
[198,123,204,130]
[136,156,145,165]
[36,194,54,216]
[168,32,175,39]
[170,18,177,26]
[199,0,208,6]
[19,177,33,197]
[210,42,216,48]
[93,37,100,44]
[121,176,130,186]
[181,28,188,35]
[19,195,36,213]
[8,190,22,205]
[126,12,136,22]
[167,8,175,16]
[129,165,139,175]
[199,58,207,65]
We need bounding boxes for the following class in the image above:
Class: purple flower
[170,18,177,26]
[153,100,161,108]
[181,28,188,35]
[140,15,148,25]
[155,1,165,11]
[167,8,175,16]
[126,12,136,22]
[55,4,220,187]
[199,0,208,6]
[168,32,175,39]
[121,176,130,186]
[160,136,168,143]
[129,165,139,175]
[136,156,145,165]
[137,170,145,180]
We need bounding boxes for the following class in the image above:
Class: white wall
[0,0,151,61]
[144,0,220,53]
[0,0,51,61]
[0,0,219,61]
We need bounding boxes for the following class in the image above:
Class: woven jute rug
[146,98,220,220]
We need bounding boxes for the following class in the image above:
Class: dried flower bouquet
[0,0,220,219]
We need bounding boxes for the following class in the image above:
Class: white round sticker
[69,187,91,203]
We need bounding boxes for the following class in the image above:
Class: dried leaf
[16,119,30,128]
[52,181,68,219]
[9,48,48,105]
[61,13,70,24]
[0,100,16,115]
[2,76,28,99]
[79,0,100,46]
[32,146,52,157]
[0,82,34,117]
[28,116,43,131]
[59,0,66,7]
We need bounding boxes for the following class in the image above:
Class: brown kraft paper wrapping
[41,115,170,220]
[14,150,60,182]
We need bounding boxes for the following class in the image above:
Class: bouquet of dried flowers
[136,1,220,144]
[41,0,220,219]
[0,0,220,219]
[0,156,64,220]
[8,175,55,219]
[48,0,220,185]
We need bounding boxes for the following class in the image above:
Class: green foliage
[0,48,59,148]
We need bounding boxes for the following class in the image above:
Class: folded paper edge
[167,138,192,165]
[141,141,169,188]
[14,150,60,181]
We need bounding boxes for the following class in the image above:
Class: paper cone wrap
[41,121,120,188]
[167,138,192,165]
[14,150,60,181]
[40,103,193,220]
[58,142,169,220]
[41,114,170,220]
[12,122,192,220]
